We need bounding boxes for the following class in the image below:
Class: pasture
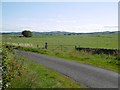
[2,33,118,50]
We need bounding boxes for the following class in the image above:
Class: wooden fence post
[45,42,48,49]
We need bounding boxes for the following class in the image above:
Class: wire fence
[4,42,76,52]
[4,42,119,56]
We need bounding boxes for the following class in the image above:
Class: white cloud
[2,16,118,33]
[56,20,77,23]
[2,23,118,33]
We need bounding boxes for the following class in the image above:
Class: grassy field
[2,33,118,49]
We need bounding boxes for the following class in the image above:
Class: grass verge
[9,55,81,88]
[2,45,81,88]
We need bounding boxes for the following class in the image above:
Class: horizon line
[0,30,119,33]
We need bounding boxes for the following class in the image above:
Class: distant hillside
[1,31,119,35]
[32,31,71,35]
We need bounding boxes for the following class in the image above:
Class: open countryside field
[2,33,119,88]
[2,2,119,88]
[2,33,118,50]
[2,33,119,72]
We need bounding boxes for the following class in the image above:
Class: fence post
[60,45,62,51]
[45,42,48,49]
[37,44,39,48]
[75,46,77,49]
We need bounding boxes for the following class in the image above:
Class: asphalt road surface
[16,50,119,88]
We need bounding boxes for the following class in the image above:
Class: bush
[22,30,32,37]
[2,45,26,89]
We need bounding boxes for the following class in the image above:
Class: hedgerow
[2,45,26,89]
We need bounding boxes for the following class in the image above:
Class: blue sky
[1,0,119,2]
[1,2,118,32]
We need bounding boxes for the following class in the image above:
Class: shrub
[2,45,26,89]
[22,30,32,37]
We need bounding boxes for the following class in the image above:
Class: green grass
[2,34,118,49]
[10,55,81,88]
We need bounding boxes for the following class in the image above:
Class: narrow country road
[16,50,119,88]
